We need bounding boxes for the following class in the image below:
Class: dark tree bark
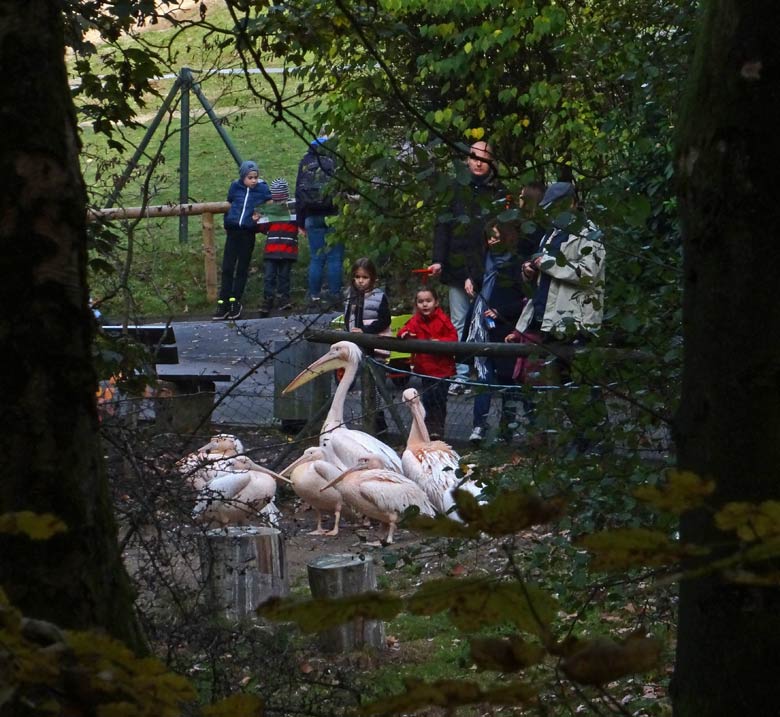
[674,1,780,714]
[0,2,145,653]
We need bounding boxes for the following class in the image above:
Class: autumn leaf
[470,635,546,672]
[576,528,708,571]
[452,489,566,536]
[0,511,67,540]
[257,592,403,632]
[561,632,662,686]
[360,677,536,715]
[202,693,263,716]
[634,470,714,514]
[406,578,557,636]
[406,514,480,538]
[715,500,780,542]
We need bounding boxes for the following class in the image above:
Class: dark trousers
[219,229,256,302]
[263,259,293,301]
[420,377,449,438]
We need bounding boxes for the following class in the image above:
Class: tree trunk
[673,1,779,713]
[0,2,145,653]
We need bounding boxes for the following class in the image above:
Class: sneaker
[212,300,229,320]
[449,379,471,396]
[469,426,486,445]
[226,299,242,320]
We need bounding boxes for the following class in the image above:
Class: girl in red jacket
[397,287,458,439]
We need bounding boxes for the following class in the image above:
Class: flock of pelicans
[176,341,483,544]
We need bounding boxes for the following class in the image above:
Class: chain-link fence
[97,319,672,464]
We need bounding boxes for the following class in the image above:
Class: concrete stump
[307,553,385,653]
[200,526,288,621]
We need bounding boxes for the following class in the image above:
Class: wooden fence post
[202,211,217,302]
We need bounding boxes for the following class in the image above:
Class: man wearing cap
[257,177,298,316]
[428,140,506,392]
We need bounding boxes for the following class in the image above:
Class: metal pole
[179,67,192,243]
[106,77,182,208]
[191,81,243,168]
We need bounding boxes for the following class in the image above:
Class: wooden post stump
[200,526,288,621]
[307,553,385,653]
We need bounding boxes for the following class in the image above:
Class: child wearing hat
[256,178,299,316]
[214,160,271,320]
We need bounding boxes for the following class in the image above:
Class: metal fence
[96,317,672,463]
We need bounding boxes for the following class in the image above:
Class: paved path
[157,311,340,427]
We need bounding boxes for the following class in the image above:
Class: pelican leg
[383,520,397,545]
[325,508,341,536]
[308,509,328,535]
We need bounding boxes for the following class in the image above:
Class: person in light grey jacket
[513,182,605,338]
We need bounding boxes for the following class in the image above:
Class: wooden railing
[89,202,231,301]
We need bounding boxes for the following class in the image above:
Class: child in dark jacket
[397,287,458,439]
[257,178,298,315]
[463,219,527,444]
[214,160,271,321]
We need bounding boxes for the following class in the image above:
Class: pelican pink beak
[318,464,358,492]
[282,346,347,395]
[279,451,317,477]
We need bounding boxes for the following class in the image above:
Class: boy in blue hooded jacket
[213,160,271,320]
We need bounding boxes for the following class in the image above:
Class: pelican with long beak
[401,388,484,520]
[283,341,403,472]
[280,447,344,535]
[319,455,434,544]
[192,455,292,528]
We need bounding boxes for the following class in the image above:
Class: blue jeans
[448,285,472,380]
[473,358,520,432]
[305,215,344,300]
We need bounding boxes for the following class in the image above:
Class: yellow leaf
[561,632,662,686]
[470,127,485,140]
[360,678,536,715]
[407,578,557,636]
[0,511,67,540]
[455,490,565,536]
[576,528,707,571]
[521,117,530,127]
[258,592,403,633]
[715,500,780,542]
[470,636,545,672]
[634,470,714,514]
[202,693,264,717]
[464,41,473,54]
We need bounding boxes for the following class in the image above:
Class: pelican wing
[358,470,435,517]
[325,428,402,472]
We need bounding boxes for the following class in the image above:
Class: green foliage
[0,586,262,717]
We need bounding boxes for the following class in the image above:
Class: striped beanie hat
[270,177,289,202]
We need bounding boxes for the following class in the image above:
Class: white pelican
[176,433,245,490]
[320,455,435,544]
[282,341,402,472]
[192,455,291,528]
[401,387,483,520]
[280,447,344,536]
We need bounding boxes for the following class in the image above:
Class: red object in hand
[412,267,433,284]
